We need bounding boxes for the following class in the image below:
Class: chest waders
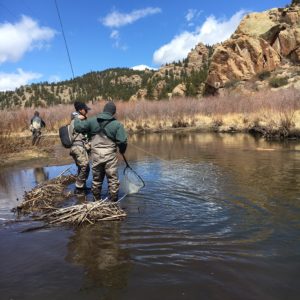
[90,123,119,201]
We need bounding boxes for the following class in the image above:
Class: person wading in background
[74,101,127,202]
[30,111,46,145]
[70,101,91,190]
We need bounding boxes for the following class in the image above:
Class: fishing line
[130,142,169,162]
[129,142,206,194]
[54,0,75,79]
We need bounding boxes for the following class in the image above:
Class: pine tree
[146,81,155,100]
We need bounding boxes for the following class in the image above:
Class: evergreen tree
[146,81,155,100]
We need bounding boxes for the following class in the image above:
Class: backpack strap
[97,118,115,137]
[69,121,82,147]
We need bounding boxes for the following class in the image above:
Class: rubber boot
[92,189,101,202]
[109,192,118,202]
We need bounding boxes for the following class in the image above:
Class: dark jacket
[74,112,127,153]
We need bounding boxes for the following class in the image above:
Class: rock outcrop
[206,3,300,92]
[206,36,281,88]
[110,74,142,86]
[149,43,209,98]
[154,43,209,79]
[129,88,147,101]
[172,83,186,97]
[187,43,209,69]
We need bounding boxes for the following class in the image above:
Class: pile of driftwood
[36,201,126,225]
[16,172,76,213]
[14,168,127,226]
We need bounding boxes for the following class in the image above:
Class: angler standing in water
[74,101,127,202]
[70,101,91,190]
[30,111,46,145]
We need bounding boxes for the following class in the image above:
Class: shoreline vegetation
[1,88,300,164]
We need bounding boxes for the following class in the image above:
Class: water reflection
[65,222,131,292]
[0,165,75,221]
[33,167,49,185]
[127,132,300,225]
[1,133,300,299]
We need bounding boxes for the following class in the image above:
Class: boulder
[129,88,147,101]
[278,28,300,56]
[172,83,186,97]
[235,11,277,37]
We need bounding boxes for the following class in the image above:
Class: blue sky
[0,0,290,91]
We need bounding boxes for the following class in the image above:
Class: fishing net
[120,154,145,195]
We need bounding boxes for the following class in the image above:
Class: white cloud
[153,10,246,65]
[131,64,157,71]
[101,7,161,28]
[110,29,120,47]
[0,68,42,91]
[186,9,197,22]
[109,29,127,50]
[48,75,60,83]
[0,15,56,64]
[110,30,119,39]
[185,9,203,27]
[185,9,202,23]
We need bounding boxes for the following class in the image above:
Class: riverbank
[0,135,72,168]
[1,88,300,166]
[1,123,300,168]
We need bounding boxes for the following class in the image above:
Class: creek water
[0,133,300,300]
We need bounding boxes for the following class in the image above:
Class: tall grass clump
[257,71,271,81]
[269,76,289,88]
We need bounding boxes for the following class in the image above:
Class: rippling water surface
[1,133,300,300]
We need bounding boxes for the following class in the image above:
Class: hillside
[0,56,210,109]
[1,0,300,109]
[0,68,154,109]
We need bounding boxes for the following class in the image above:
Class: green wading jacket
[74,112,127,153]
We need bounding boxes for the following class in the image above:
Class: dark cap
[74,101,91,112]
[103,101,116,115]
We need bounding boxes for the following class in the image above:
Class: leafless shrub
[212,116,223,128]
[0,88,299,137]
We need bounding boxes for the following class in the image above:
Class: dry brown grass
[0,88,300,141]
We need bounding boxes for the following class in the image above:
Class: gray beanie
[103,101,116,115]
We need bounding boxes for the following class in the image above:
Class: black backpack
[59,124,74,148]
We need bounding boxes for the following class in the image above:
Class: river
[0,133,300,300]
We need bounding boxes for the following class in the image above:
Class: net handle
[122,153,130,169]
[121,153,146,188]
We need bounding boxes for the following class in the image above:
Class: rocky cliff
[206,2,300,92]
